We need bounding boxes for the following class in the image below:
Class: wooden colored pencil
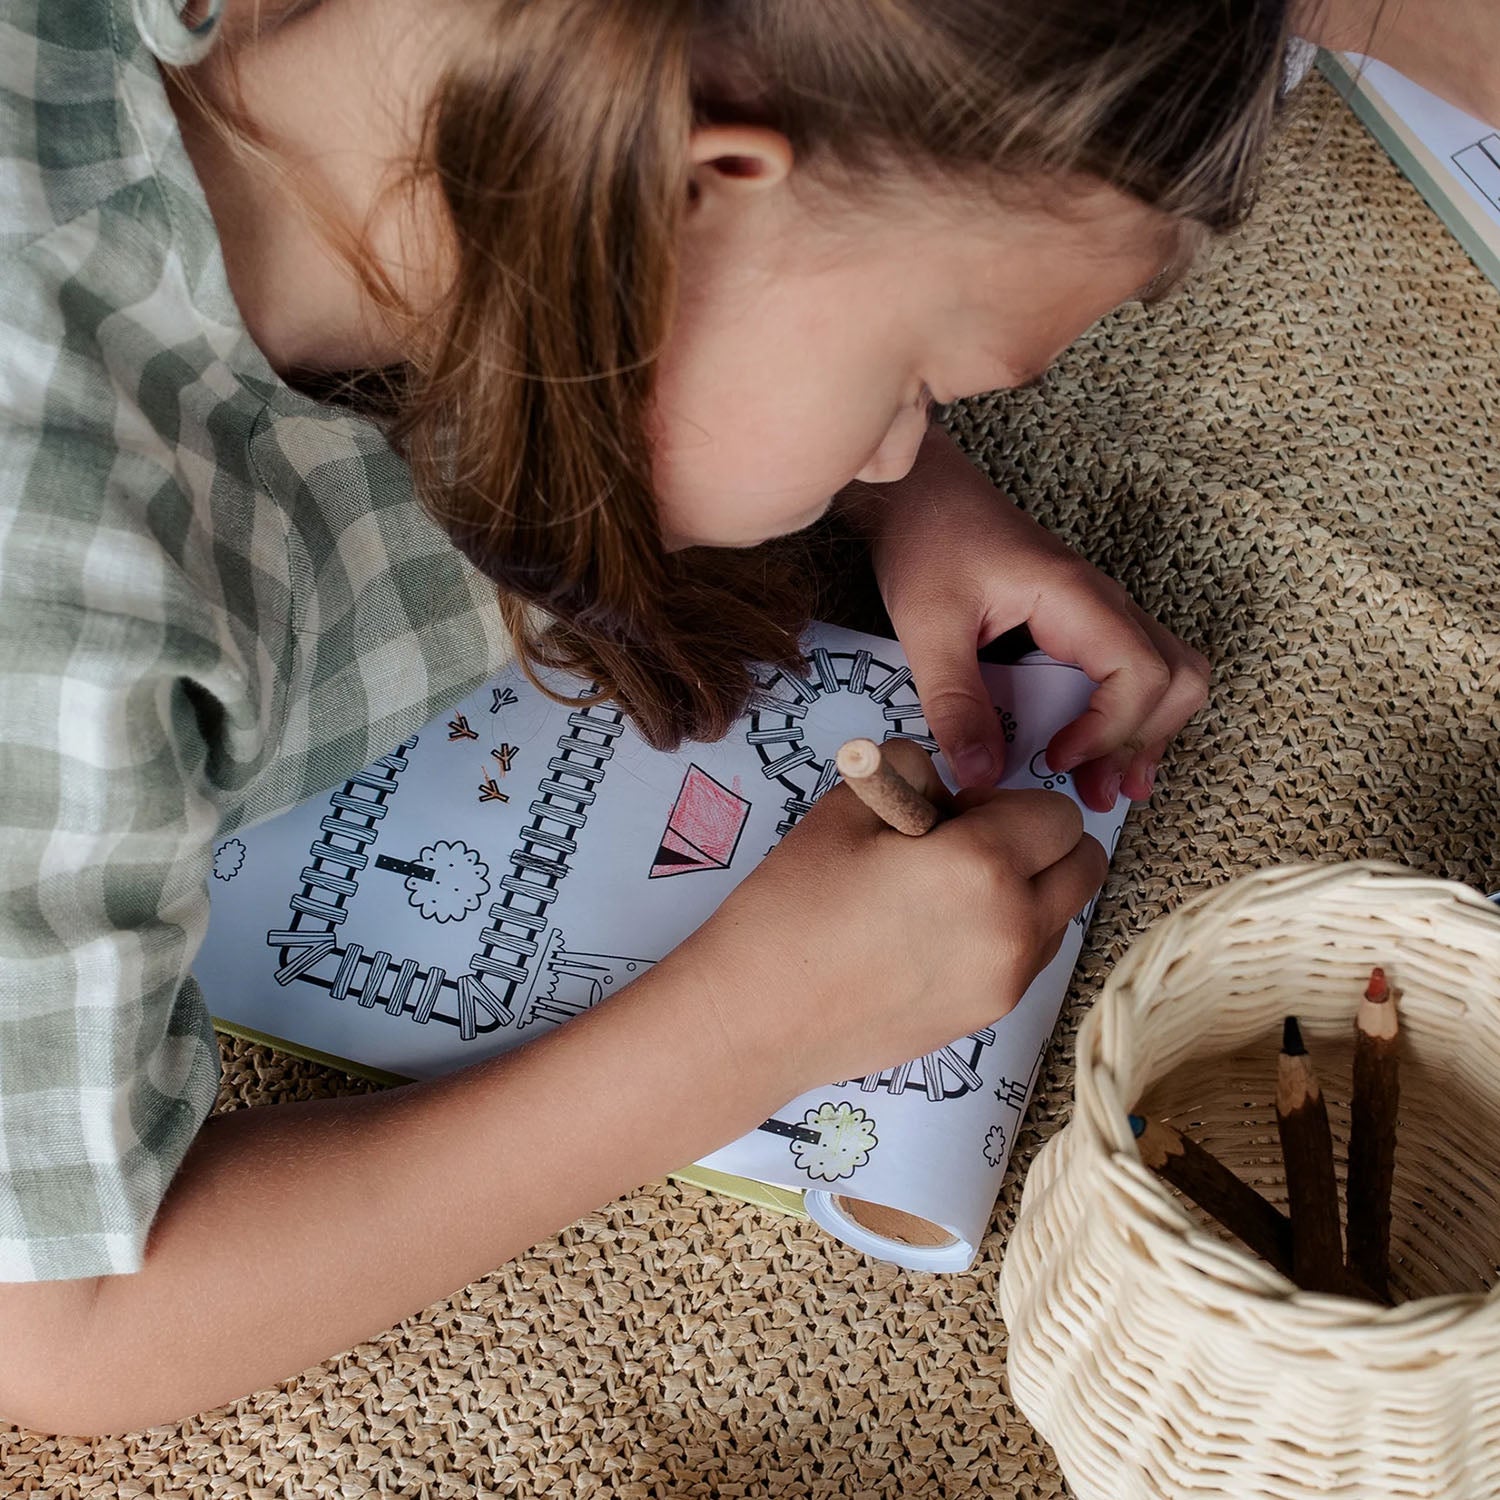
[835,737,942,836]
[1131,1113,1389,1303]
[1276,1015,1345,1294]
[1347,966,1400,1300]
[1130,1113,1294,1275]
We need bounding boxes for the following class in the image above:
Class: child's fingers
[893,615,1009,789]
[1120,739,1170,801]
[1031,605,1173,776]
[1064,627,1209,809]
[1042,623,1208,811]
[1109,628,1209,794]
[1031,832,1109,932]
[944,787,1087,876]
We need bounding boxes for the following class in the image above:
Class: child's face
[651,142,1185,550]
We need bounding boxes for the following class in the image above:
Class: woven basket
[999,862,1500,1500]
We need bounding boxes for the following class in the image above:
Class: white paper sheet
[197,621,1128,1271]
[1347,57,1500,228]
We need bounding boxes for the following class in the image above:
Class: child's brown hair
[212,0,1299,748]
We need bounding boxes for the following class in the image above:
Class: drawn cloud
[791,1102,879,1183]
[983,1123,1009,1170]
[407,840,490,923]
[212,839,246,882]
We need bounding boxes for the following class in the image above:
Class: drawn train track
[256,655,997,1100]
[745,647,934,836]
[261,700,628,1041]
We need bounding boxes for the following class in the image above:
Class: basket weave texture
[1000,862,1500,1500]
[6,81,1499,1497]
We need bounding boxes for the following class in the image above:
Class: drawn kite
[649,763,751,879]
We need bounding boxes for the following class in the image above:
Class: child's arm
[0,743,1104,1437]
[843,423,1210,812]
[1301,0,1500,124]
[0,944,772,1436]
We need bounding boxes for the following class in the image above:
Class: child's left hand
[844,424,1210,813]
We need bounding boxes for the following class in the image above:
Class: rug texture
[5,77,1498,1499]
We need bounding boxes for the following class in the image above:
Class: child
[0,0,1487,1439]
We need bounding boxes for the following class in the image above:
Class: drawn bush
[791,1102,879,1183]
[407,840,491,923]
[213,839,246,882]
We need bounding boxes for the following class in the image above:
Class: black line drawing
[996,707,1017,744]
[478,770,509,804]
[490,687,518,714]
[852,1027,997,1102]
[758,1116,822,1145]
[789,1102,879,1183]
[983,1122,1008,1169]
[992,1046,1046,1127]
[744,648,933,838]
[1453,134,1500,211]
[993,1074,1029,1112]
[213,839,246,882]
[375,853,436,881]
[406,840,490,923]
[515,927,655,1030]
[473,701,626,1011]
[491,744,517,775]
[649,763,751,879]
[261,696,627,1042]
[448,713,478,741]
[739,648,1000,1105]
[1028,748,1070,791]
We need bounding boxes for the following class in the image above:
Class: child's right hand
[674,739,1108,1102]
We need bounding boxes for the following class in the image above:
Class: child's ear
[686,125,793,206]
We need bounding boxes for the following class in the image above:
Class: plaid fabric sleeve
[0,0,513,1282]
[0,401,224,1282]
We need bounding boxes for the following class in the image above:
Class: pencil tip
[1282,1015,1306,1055]
[1128,1113,1146,1138]
[1365,966,1389,1002]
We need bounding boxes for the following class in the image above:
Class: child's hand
[675,739,1106,1100]
[848,425,1210,812]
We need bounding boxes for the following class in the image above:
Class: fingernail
[1054,750,1085,774]
[1142,762,1157,795]
[1104,771,1124,807]
[954,745,996,785]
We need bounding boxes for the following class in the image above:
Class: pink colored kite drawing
[650,764,751,879]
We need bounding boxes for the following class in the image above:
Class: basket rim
[1071,859,1500,1343]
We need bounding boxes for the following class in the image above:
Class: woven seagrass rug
[5,77,1498,1498]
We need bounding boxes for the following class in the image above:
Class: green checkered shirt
[0,0,511,1280]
